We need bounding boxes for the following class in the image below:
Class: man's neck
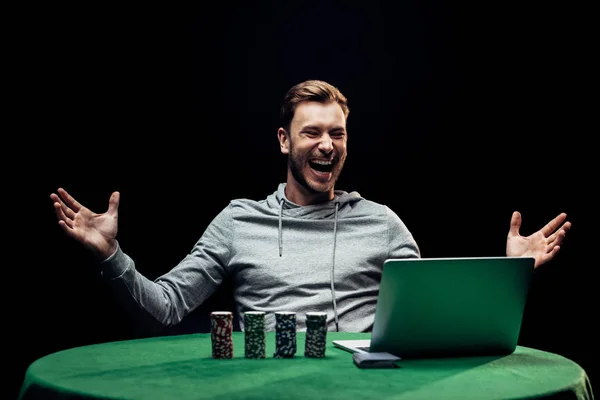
[284,181,334,206]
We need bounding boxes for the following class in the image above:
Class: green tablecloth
[18,332,594,400]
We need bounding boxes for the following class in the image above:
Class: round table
[18,332,594,399]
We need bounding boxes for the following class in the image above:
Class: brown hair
[280,80,349,131]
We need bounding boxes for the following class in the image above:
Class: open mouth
[309,159,334,173]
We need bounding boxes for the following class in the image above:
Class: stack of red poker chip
[210,311,233,359]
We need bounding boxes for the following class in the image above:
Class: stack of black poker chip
[244,311,266,359]
[210,311,233,359]
[304,312,328,358]
[274,311,297,358]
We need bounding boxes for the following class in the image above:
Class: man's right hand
[50,188,120,261]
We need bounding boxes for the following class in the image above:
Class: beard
[288,141,346,194]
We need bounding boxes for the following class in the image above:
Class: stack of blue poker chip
[304,312,328,358]
[274,311,297,358]
[244,311,266,359]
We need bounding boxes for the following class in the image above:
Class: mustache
[309,153,339,162]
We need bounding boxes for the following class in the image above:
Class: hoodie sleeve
[385,206,421,259]
[99,204,234,332]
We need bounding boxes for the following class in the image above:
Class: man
[50,79,571,333]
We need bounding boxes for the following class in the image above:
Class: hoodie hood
[266,183,364,216]
[267,183,364,257]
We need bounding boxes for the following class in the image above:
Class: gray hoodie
[101,183,420,332]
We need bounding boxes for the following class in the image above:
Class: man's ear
[277,128,289,155]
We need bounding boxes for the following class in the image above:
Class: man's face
[280,101,347,195]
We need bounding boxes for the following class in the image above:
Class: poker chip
[304,312,328,358]
[274,311,297,358]
[244,311,266,359]
[210,311,233,359]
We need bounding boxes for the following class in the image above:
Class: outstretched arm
[506,211,571,269]
[50,187,231,332]
[50,188,120,260]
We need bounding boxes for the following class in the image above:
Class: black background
[8,1,596,398]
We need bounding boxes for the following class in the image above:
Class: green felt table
[18,332,594,400]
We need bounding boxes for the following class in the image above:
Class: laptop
[333,256,535,358]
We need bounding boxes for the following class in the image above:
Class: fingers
[536,246,561,268]
[57,219,77,239]
[547,222,571,247]
[546,245,561,258]
[540,213,568,237]
[51,188,84,229]
[545,219,571,246]
[547,230,563,247]
[56,188,83,213]
[508,211,522,237]
[51,190,76,220]
[108,191,120,215]
[57,196,76,220]
[53,201,73,229]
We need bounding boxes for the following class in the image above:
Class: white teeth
[312,160,332,165]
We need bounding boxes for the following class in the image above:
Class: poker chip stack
[304,312,328,358]
[244,311,266,359]
[210,311,233,359]
[274,311,297,358]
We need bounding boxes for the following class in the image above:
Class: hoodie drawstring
[330,202,340,332]
[278,197,341,331]
[278,199,284,257]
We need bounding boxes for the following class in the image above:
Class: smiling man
[278,95,348,205]
[50,79,572,334]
